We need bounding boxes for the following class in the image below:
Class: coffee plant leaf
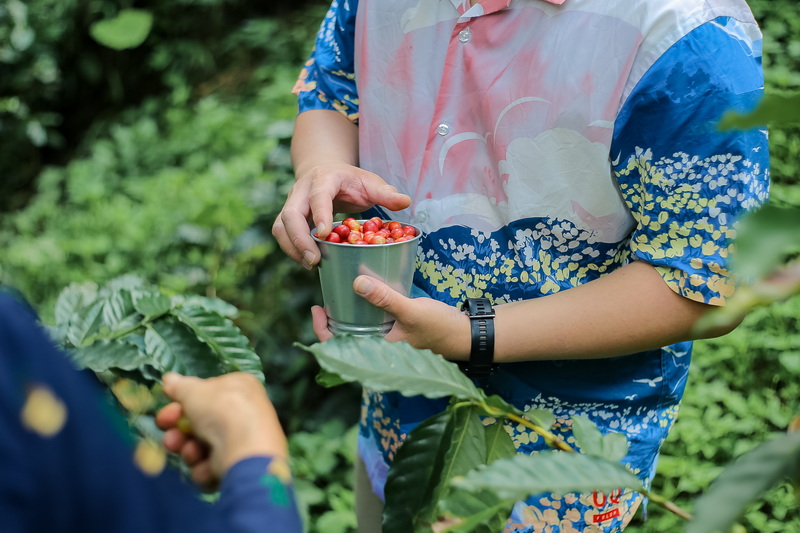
[315,369,349,388]
[437,490,514,533]
[571,414,604,457]
[102,289,139,332]
[686,431,800,533]
[54,282,99,327]
[68,339,149,373]
[171,294,238,318]
[452,452,644,500]
[524,408,556,431]
[732,205,800,281]
[383,409,455,533]
[132,289,172,319]
[145,320,225,378]
[718,91,800,130]
[428,405,488,514]
[478,394,522,417]
[484,422,517,465]
[66,300,105,347]
[172,306,264,382]
[297,336,483,401]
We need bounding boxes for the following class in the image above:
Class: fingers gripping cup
[312,219,420,337]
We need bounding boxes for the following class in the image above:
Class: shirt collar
[454,0,565,18]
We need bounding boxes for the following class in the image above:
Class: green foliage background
[0,0,798,531]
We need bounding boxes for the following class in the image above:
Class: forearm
[291,109,359,176]
[462,261,736,363]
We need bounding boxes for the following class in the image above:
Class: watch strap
[460,297,496,378]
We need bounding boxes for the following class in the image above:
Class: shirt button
[437,123,450,136]
[458,27,471,43]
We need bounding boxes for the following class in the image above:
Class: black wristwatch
[459,297,496,378]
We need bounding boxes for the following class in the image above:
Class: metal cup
[312,221,420,336]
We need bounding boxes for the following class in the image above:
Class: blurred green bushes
[1,0,799,531]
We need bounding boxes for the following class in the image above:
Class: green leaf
[174,305,264,382]
[718,91,800,130]
[571,415,604,457]
[171,294,238,317]
[383,410,455,533]
[67,300,105,347]
[484,422,517,465]
[69,339,149,372]
[686,432,800,533]
[89,9,153,50]
[102,289,139,332]
[315,370,349,388]
[732,206,800,281]
[429,406,488,515]
[145,320,226,378]
[479,394,522,417]
[453,452,644,500]
[438,490,514,533]
[524,408,556,431]
[54,282,98,328]
[602,432,630,463]
[571,415,629,462]
[132,289,172,319]
[296,336,483,401]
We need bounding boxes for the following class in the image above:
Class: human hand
[311,275,472,360]
[155,372,287,487]
[272,162,411,269]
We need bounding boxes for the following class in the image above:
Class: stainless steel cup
[312,221,420,336]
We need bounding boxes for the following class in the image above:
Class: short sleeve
[293,0,360,123]
[612,17,770,305]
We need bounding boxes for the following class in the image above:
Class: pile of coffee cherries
[318,217,417,245]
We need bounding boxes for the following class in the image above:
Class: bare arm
[312,260,741,362]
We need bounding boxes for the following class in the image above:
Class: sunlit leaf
[718,91,800,130]
[111,379,155,414]
[686,432,800,533]
[453,452,644,500]
[90,9,153,50]
[296,336,483,401]
[174,305,264,382]
[383,410,454,533]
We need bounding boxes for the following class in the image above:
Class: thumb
[162,373,202,403]
[353,276,410,315]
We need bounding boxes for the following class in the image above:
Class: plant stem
[645,491,694,521]
[479,401,694,521]
[505,412,575,453]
